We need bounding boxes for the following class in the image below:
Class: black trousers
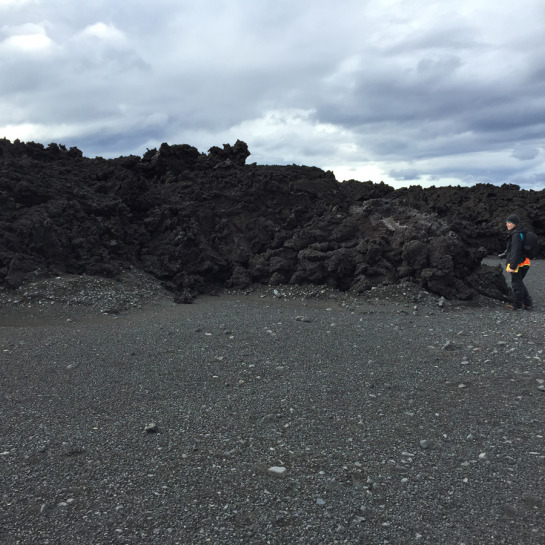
[511,266,532,308]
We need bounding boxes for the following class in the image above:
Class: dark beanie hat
[506,214,520,224]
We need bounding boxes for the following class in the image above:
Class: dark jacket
[505,226,528,270]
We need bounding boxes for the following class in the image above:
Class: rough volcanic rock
[350,182,545,255]
[2,137,542,301]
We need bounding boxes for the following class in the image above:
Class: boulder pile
[2,138,543,301]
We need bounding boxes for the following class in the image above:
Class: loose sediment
[1,259,544,544]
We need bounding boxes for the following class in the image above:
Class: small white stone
[268,466,286,475]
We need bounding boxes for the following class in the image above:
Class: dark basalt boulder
[1,137,542,301]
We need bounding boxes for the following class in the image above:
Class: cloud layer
[1,0,545,188]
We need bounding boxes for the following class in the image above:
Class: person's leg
[511,269,525,309]
[519,266,532,308]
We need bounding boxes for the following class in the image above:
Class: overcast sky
[1,0,545,189]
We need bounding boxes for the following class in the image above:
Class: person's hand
[506,265,516,273]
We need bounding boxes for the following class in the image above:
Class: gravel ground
[1,259,544,545]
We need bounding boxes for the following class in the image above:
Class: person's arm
[507,233,523,270]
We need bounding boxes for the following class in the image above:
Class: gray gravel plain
[1,259,544,545]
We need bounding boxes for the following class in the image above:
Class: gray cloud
[389,168,421,182]
[1,0,544,189]
[511,144,540,161]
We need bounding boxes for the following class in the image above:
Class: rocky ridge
[1,138,543,303]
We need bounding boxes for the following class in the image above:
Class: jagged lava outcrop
[2,138,543,301]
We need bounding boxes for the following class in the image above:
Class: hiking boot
[523,304,533,310]
[505,303,521,310]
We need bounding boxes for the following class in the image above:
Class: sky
[1,0,545,189]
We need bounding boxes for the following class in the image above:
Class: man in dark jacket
[504,214,532,310]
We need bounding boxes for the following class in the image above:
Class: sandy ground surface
[1,258,544,544]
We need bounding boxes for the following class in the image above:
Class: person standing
[504,214,533,310]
